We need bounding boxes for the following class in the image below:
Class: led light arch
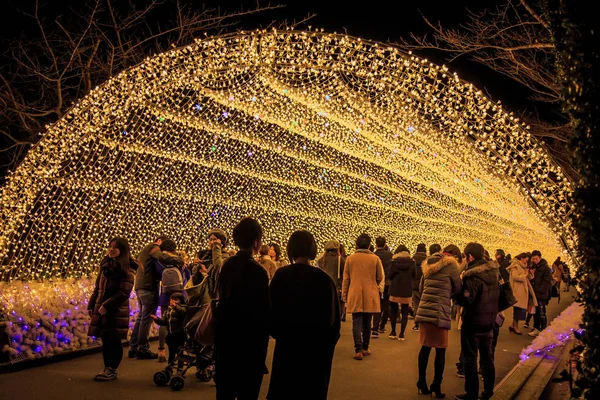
[0,30,575,281]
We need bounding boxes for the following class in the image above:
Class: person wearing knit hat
[207,228,228,247]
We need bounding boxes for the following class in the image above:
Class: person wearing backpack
[155,239,185,362]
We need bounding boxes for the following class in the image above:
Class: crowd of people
[86,216,571,400]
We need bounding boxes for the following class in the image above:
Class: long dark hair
[109,237,132,274]
[269,242,282,261]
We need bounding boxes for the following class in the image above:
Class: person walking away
[268,231,341,400]
[155,239,185,362]
[412,243,427,332]
[214,218,270,400]
[258,244,278,281]
[342,234,383,360]
[506,253,538,335]
[317,240,346,322]
[527,250,553,337]
[455,243,500,400]
[387,245,415,341]
[268,243,286,269]
[552,257,564,302]
[373,236,393,336]
[563,263,571,291]
[415,246,461,397]
[130,235,180,360]
[151,292,187,367]
[88,237,136,381]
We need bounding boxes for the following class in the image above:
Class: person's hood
[463,259,500,284]
[392,251,411,260]
[506,259,525,272]
[391,252,414,269]
[422,253,459,276]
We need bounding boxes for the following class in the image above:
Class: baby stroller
[152,269,216,391]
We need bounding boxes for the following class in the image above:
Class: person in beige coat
[342,234,384,360]
[506,253,538,335]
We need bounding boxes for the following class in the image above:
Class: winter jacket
[135,243,181,291]
[154,303,188,334]
[498,257,511,284]
[552,262,565,284]
[259,255,278,281]
[531,258,553,302]
[388,252,415,298]
[374,248,393,284]
[317,251,346,291]
[342,249,383,313]
[193,242,231,299]
[506,259,538,310]
[88,256,136,339]
[412,252,427,291]
[458,259,501,334]
[415,254,461,329]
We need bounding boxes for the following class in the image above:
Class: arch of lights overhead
[0,30,575,281]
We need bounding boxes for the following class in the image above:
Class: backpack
[161,264,184,294]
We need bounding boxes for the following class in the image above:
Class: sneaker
[378,327,387,333]
[523,323,530,329]
[389,332,397,339]
[361,349,371,357]
[371,330,379,338]
[158,348,167,363]
[412,325,420,332]
[127,350,137,359]
[528,329,540,337]
[456,370,465,378]
[353,352,363,360]
[94,368,117,381]
[137,351,159,360]
[398,333,405,341]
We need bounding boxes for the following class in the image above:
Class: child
[151,292,187,365]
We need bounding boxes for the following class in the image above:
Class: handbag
[551,284,559,298]
[498,281,517,312]
[195,299,217,346]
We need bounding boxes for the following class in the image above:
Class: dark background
[0,0,539,172]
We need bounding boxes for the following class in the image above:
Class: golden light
[0,30,575,281]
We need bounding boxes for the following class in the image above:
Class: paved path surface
[0,288,576,400]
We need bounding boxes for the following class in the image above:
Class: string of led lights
[0,30,575,281]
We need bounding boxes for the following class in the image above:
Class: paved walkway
[0,288,576,400]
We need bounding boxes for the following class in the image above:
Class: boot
[430,379,446,398]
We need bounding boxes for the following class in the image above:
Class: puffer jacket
[415,254,461,329]
[412,252,427,291]
[154,303,187,334]
[88,256,136,339]
[531,258,553,302]
[388,252,415,298]
[458,259,501,334]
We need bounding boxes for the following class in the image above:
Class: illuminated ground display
[0,30,575,281]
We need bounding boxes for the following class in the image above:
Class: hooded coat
[341,249,383,313]
[415,254,461,329]
[531,258,553,303]
[458,259,501,333]
[506,259,538,310]
[88,256,136,339]
[388,251,415,298]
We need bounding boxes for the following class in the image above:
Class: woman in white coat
[506,253,538,335]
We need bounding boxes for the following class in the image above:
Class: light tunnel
[0,30,575,281]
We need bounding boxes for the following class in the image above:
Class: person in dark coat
[317,240,346,321]
[412,243,427,331]
[88,237,136,381]
[415,248,461,398]
[151,292,187,365]
[373,236,393,336]
[455,243,501,400]
[214,218,270,400]
[495,249,510,284]
[528,250,553,337]
[387,245,415,340]
[268,230,341,400]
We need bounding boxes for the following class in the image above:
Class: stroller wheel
[153,370,170,386]
[170,376,185,391]
[196,369,213,382]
